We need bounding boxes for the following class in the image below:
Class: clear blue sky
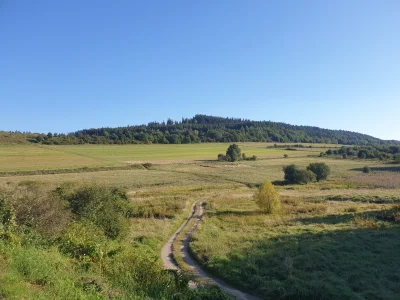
[1,0,399,140]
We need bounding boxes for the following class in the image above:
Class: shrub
[298,169,316,184]
[59,221,107,262]
[284,154,288,158]
[362,166,371,173]
[394,153,400,163]
[59,185,131,239]
[342,153,348,159]
[283,165,316,184]
[4,183,71,238]
[307,162,331,181]
[0,195,17,239]
[255,181,280,214]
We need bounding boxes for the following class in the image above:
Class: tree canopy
[19,115,399,145]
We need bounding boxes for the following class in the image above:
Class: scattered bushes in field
[283,163,330,184]
[283,165,315,184]
[255,181,281,214]
[218,144,256,162]
[307,162,330,181]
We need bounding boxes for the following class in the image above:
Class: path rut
[161,200,261,300]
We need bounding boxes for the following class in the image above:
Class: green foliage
[59,185,131,239]
[0,195,17,240]
[59,221,108,262]
[394,153,400,163]
[307,162,331,181]
[255,181,280,214]
[284,154,288,158]
[22,114,397,145]
[283,165,316,184]
[226,144,241,162]
[342,153,347,159]
[363,166,371,173]
[298,169,316,184]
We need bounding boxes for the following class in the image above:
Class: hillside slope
[2,115,399,145]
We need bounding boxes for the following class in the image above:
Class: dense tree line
[324,145,400,162]
[24,115,399,145]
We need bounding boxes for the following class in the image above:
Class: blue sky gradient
[1,1,399,139]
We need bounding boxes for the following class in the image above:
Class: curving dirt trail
[161,200,261,300]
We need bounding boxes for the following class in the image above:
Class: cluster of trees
[283,163,331,184]
[323,145,400,162]
[25,115,398,145]
[217,144,257,162]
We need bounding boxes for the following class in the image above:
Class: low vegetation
[0,141,399,299]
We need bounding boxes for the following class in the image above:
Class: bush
[284,154,288,158]
[255,181,280,214]
[362,166,371,173]
[307,162,331,182]
[298,169,316,184]
[342,153,348,159]
[4,183,71,238]
[59,185,131,239]
[394,153,400,163]
[283,165,316,184]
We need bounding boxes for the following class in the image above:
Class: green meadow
[0,143,335,172]
[0,142,399,299]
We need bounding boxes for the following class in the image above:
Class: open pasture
[0,142,335,172]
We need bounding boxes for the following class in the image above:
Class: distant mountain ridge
[3,115,399,145]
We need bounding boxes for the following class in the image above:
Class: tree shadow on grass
[195,216,400,300]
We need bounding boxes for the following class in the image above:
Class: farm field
[0,143,399,299]
[0,143,337,172]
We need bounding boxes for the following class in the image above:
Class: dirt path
[161,200,261,300]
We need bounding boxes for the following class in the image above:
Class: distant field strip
[0,143,321,172]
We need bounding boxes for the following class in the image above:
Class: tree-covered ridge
[15,115,400,145]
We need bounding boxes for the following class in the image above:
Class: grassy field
[0,142,399,299]
[0,142,336,171]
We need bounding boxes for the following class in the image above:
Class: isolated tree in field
[226,144,241,162]
[255,181,280,214]
[307,163,330,181]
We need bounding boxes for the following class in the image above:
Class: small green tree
[283,164,300,183]
[307,163,331,182]
[297,169,316,184]
[226,144,241,162]
[394,153,400,163]
[255,181,280,214]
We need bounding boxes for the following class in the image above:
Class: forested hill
[16,115,396,146]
